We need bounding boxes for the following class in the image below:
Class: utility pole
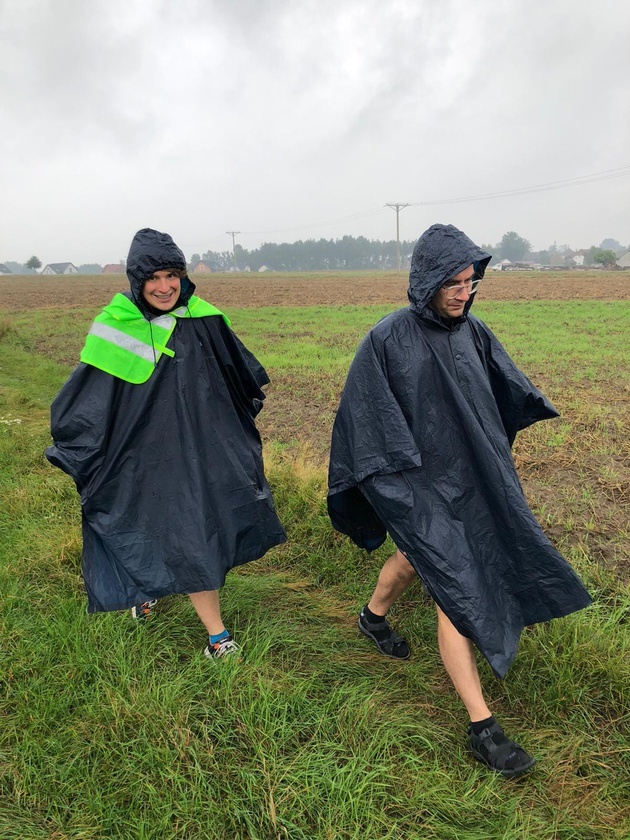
[226,231,240,272]
[385,204,410,273]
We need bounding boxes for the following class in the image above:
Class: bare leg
[188,590,225,636]
[436,604,492,722]
[368,549,418,615]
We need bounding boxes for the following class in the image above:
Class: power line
[183,164,630,251]
[239,165,630,239]
[410,165,630,207]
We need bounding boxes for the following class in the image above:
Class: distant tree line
[190,236,418,272]
[190,233,629,273]
[3,235,628,276]
[3,261,38,275]
[481,233,628,267]
[77,264,104,274]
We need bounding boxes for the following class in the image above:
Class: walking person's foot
[468,717,536,778]
[358,606,410,660]
[204,631,240,659]
[130,599,158,620]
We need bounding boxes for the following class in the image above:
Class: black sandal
[468,721,536,778]
[358,610,411,660]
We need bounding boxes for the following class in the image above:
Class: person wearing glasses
[328,223,591,777]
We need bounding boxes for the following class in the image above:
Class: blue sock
[209,629,230,644]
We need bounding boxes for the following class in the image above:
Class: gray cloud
[1,0,628,264]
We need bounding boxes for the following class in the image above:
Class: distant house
[102,264,125,274]
[617,251,630,268]
[0,263,11,275]
[490,259,512,271]
[227,264,251,272]
[258,265,273,272]
[571,248,591,267]
[42,262,79,275]
[190,260,215,274]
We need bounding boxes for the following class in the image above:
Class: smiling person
[46,228,286,658]
[328,223,591,777]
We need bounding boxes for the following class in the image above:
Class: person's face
[142,269,181,311]
[430,264,476,319]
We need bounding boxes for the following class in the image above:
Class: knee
[435,604,468,640]
[394,550,417,583]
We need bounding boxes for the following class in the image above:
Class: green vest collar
[80,294,230,384]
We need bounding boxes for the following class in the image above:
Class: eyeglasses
[441,275,482,299]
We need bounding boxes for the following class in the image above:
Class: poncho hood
[126,228,194,311]
[408,224,492,315]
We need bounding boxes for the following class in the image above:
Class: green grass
[1,305,629,839]
[9,300,629,377]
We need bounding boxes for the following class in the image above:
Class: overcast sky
[1,0,629,265]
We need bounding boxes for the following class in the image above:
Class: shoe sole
[469,748,536,778]
[358,619,411,660]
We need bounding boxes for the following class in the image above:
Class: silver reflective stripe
[152,314,177,330]
[170,307,187,318]
[88,322,157,363]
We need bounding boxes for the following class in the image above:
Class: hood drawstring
[148,303,193,368]
[186,302,203,347]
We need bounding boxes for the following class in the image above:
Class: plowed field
[1,269,628,311]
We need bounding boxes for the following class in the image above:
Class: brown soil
[1,269,628,312]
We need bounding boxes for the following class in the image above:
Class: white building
[42,262,79,275]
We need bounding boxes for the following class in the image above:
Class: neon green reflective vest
[80,293,230,384]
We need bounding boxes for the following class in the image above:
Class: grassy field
[1,296,629,839]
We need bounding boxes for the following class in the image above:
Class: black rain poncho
[46,229,286,612]
[328,224,591,677]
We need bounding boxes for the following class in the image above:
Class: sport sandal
[130,599,158,620]
[204,635,240,659]
[358,609,410,660]
[468,720,536,778]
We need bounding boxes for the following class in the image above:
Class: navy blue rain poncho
[328,224,591,678]
[46,228,286,612]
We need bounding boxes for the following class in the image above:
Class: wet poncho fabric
[46,228,286,612]
[328,224,591,678]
